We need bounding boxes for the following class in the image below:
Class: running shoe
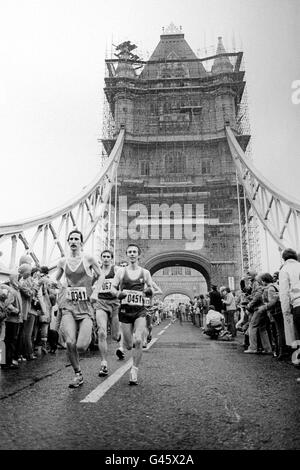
[9,363,19,370]
[129,368,138,386]
[18,356,26,362]
[244,349,258,354]
[116,348,125,360]
[69,372,83,388]
[147,333,152,343]
[98,364,109,377]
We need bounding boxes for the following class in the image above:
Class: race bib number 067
[122,290,144,307]
[66,287,87,302]
[98,281,112,293]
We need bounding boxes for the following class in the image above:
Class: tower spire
[211,36,233,74]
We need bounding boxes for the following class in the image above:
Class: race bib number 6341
[66,287,87,302]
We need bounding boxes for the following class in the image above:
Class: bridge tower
[103,25,250,290]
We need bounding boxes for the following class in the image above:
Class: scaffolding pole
[236,172,244,275]
[113,172,118,261]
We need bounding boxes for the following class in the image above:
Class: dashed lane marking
[80,336,159,403]
[158,322,171,336]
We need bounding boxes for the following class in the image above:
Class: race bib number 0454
[122,290,144,307]
[66,287,87,302]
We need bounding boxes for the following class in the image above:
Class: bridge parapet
[0,130,125,271]
[226,126,300,252]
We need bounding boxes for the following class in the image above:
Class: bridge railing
[0,129,125,274]
[226,126,300,252]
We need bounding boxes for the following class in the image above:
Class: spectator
[2,272,22,369]
[26,266,42,360]
[244,271,272,354]
[38,266,56,354]
[17,263,33,362]
[204,305,225,338]
[279,248,300,347]
[209,285,223,313]
[258,272,287,360]
[0,286,10,348]
[222,287,237,337]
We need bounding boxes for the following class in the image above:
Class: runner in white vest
[55,229,101,388]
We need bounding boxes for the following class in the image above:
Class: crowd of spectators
[0,255,60,370]
[189,248,300,383]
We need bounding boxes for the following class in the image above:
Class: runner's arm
[144,269,154,296]
[111,268,124,298]
[55,258,65,284]
[152,280,162,295]
[87,255,102,279]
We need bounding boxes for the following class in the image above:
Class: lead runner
[111,243,154,385]
[55,229,101,388]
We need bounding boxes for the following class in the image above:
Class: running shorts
[93,298,120,320]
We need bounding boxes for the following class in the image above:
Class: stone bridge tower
[102,25,250,290]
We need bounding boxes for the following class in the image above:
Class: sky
[0,0,299,270]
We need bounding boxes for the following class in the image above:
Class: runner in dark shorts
[111,244,154,385]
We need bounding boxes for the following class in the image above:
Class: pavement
[0,319,299,450]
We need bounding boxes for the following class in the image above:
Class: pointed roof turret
[211,36,233,74]
[140,24,207,79]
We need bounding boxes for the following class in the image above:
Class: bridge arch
[144,250,211,290]
[162,288,193,301]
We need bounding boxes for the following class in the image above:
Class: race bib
[122,290,144,307]
[66,287,88,302]
[144,297,151,307]
[97,280,112,294]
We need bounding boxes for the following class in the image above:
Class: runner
[111,243,154,385]
[91,249,124,378]
[55,229,101,388]
[143,280,162,347]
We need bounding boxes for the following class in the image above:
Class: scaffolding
[100,29,258,286]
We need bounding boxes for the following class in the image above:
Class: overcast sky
[0,0,299,233]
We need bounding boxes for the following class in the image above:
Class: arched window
[140,160,150,176]
[165,151,186,174]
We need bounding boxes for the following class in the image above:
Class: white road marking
[224,398,241,422]
[81,359,133,403]
[214,389,241,423]
[81,336,159,403]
